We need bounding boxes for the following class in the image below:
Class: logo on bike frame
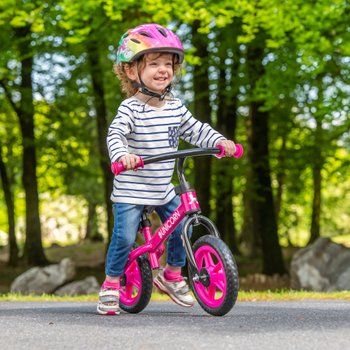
[158,209,181,239]
[168,126,179,148]
[188,193,198,205]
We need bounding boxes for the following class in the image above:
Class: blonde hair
[114,53,182,98]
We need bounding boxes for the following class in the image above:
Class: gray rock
[10,258,76,294]
[290,237,350,291]
[54,276,100,296]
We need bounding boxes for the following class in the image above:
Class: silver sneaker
[154,270,194,308]
[97,288,120,315]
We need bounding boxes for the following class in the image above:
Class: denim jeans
[105,195,187,277]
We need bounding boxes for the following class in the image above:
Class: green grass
[0,292,170,302]
[1,290,349,302]
[238,289,350,301]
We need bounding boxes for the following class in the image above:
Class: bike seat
[144,206,155,214]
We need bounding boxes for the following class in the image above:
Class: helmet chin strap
[132,80,172,101]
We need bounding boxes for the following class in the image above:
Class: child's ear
[125,63,138,81]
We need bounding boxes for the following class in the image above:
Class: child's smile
[140,53,174,93]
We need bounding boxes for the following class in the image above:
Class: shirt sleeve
[106,102,134,162]
[179,104,226,148]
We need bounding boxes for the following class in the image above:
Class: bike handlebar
[111,144,244,176]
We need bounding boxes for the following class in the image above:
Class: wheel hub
[198,268,210,287]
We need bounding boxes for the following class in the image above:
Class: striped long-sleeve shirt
[107,96,225,205]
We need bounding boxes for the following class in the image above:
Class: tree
[246,35,286,275]
[0,19,48,265]
[214,23,242,254]
[285,0,350,244]
[0,140,18,266]
[86,36,114,239]
[191,20,213,217]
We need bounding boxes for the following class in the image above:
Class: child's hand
[217,140,236,157]
[120,154,141,170]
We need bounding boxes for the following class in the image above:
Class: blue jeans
[105,195,187,277]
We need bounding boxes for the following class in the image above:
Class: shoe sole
[96,308,120,316]
[154,279,194,308]
[96,303,120,315]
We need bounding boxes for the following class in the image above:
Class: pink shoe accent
[106,311,118,316]
[164,268,182,282]
[102,279,120,290]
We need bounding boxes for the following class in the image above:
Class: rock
[290,237,350,291]
[10,258,76,295]
[54,276,100,296]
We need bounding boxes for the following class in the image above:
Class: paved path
[1,300,350,349]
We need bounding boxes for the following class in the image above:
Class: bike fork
[181,214,220,283]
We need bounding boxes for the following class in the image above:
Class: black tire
[119,254,153,313]
[188,235,239,316]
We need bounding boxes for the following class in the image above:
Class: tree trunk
[215,27,240,254]
[16,27,48,266]
[275,133,287,225]
[309,162,322,244]
[86,39,114,242]
[240,117,262,257]
[191,21,212,217]
[0,142,18,266]
[308,119,323,244]
[85,201,103,241]
[246,40,286,275]
[275,132,294,247]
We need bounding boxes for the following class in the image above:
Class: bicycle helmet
[116,23,184,64]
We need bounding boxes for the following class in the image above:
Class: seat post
[140,209,161,269]
[140,210,152,243]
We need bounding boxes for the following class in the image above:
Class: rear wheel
[119,254,153,313]
[188,235,239,316]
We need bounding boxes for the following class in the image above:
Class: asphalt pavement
[0,299,350,349]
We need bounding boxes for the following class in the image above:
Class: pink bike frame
[124,191,200,271]
[111,144,244,273]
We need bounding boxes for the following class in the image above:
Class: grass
[1,290,349,302]
[238,290,350,301]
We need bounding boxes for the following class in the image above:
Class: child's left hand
[217,139,236,157]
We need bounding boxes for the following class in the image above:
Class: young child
[97,23,236,315]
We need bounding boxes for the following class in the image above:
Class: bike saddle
[144,206,156,214]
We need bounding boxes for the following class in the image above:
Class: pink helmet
[116,23,184,64]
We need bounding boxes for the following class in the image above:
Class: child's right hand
[119,154,141,171]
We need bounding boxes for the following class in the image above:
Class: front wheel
[119,254,153,313]
[188,235,239,316]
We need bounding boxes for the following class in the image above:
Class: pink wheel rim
[194,245,226,308]
[119,260,142,306]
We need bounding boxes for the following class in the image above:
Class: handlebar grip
[217,144,244,158]
[233,144,244,158]
[111,157,144,176]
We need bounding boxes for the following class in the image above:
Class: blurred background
[0,0,349,291]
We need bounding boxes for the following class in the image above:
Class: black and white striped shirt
[107,96,225,205]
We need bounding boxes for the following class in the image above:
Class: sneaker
[97,288,120,315]
[154,270,194,308]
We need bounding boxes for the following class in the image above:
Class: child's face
[127,53,175,93]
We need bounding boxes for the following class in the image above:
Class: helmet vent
[156,27,167,37]
[131,38,141,43]
[139,31,152,38]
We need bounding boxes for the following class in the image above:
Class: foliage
[0,0,350,268]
